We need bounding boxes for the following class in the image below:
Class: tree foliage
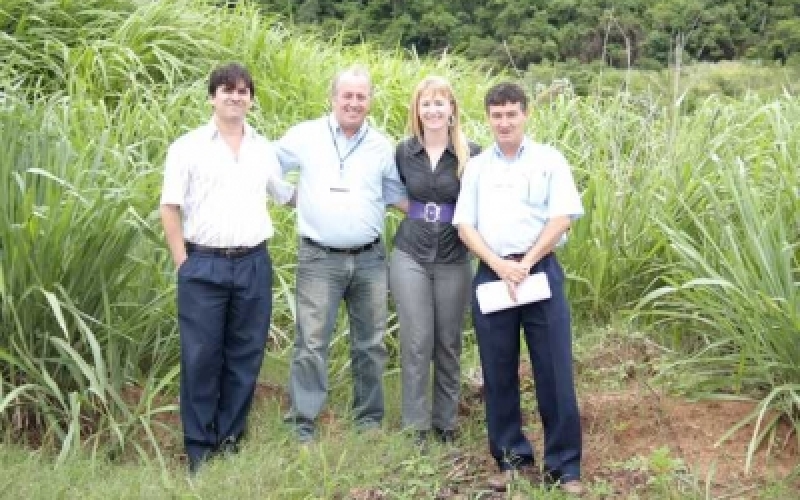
[253,0,800,68]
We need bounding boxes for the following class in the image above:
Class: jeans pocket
[298,242,327,262]
[177,255,193,279]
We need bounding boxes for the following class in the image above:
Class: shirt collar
[328,113,368,142]
[205,118,256,140]
[491,137,530,161]
[408,135,457,155]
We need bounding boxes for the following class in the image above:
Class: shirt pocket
[187,154,228,200]
[525,169,550,206]
[488,169,542,205]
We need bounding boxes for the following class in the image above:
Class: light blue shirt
[452,137,584,257]
[276,114,407,247]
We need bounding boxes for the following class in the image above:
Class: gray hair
[330,65,373,97]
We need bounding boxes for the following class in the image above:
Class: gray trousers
[388,249,472,431]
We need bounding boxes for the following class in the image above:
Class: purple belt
[408,201,456,223]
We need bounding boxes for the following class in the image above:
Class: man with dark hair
[453,82,585,495]
[160,62,294,475]
[207,63,254,97]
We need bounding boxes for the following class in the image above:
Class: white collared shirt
[275,114,407,248]
[453,137,584,257]
[160,119,294,247]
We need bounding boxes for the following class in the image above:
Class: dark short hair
[484,82,528,112]
[208,63,255,97]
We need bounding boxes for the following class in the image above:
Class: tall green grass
[0,93,180,463]
[0,0,797,467]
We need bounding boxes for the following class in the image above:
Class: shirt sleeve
[452,157,480,227]
[263,141,296,205]
[546,150,584,220]
[275,125,303,175]
[160,141,188,206]
[382,146,408,205]
[394,144,407,184]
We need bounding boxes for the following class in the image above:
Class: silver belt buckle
[223,246,246,257]
[423,202,441,222]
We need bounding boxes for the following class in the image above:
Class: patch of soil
[461,360,798,498]
[581,387,798,496]
[253,381,288,405]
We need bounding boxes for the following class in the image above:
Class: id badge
[330,177,351,193]
[331,182,350,194]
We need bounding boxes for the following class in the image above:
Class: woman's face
[417,90,453,133]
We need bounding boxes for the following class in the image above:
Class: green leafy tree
[251,0,800,68]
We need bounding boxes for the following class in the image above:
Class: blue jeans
[286,238,388,439]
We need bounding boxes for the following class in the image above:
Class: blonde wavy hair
[407,76,469,176]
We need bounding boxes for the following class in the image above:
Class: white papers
[475,272,551,314]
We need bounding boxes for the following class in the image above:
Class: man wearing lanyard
[276,65,408,443]
[453,82,584,495]
[160,63,294,474]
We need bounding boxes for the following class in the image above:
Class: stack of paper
[475,272,551,314]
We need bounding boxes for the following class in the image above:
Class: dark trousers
[472,253,582,481]
[177,246,272,462]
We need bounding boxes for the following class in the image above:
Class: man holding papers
[452,82,584,495]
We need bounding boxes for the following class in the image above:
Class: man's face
[487,101,527,151]
[331,74,371,135]
[209,80,252,122]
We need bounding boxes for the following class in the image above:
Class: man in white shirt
[453,82,584,495]
[276,65,407,443]
[160,63,293,474]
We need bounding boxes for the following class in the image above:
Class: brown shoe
[487,470,516,492]
[559,479,585,496]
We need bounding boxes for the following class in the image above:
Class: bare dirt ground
[338,332,798,499]
[571,337,798,498]
[253,372,798,499]
[142,336,800,498]
[579,387,798,498]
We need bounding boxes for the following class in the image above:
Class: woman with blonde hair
[389,76,480,444]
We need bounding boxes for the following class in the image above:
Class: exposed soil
[10,344,796,498]
[579,387,798,498]
[309,331,799,498]
[252,371,798,499]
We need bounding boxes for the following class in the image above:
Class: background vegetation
[250,0,800,69]
[0,0,798,495]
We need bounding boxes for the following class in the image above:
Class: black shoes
[217,436,240,457]
[187,449,214,477]
[411,428,457,447]
[486,466,540,492]
[433,428,456,444]
[414,430,430,447]
[187,436,241,476]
